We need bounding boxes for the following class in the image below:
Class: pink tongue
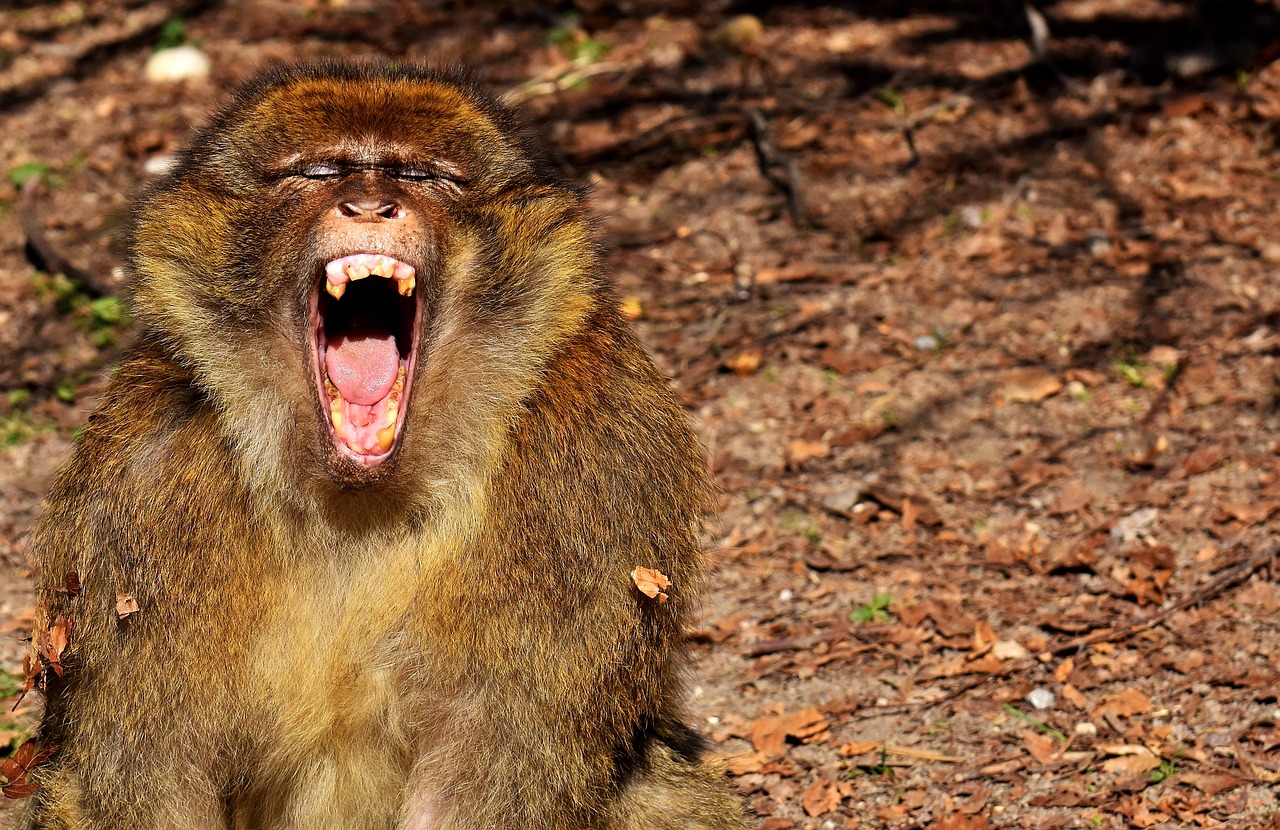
[325,333,399,405]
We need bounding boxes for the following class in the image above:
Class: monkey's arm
[23,343,256,830]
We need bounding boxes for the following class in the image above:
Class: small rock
[145,46,211,83]
[1110,507,1158,541]
[993,640,1029,661]
[142,154,178,177]
[914,333,939,351]
[1262,244,1280,265]
[1027,688,1055,710]
[1075,722,1098,736]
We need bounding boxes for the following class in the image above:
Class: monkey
[15,62,750,830]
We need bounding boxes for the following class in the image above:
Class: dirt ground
[4,1,1280,827]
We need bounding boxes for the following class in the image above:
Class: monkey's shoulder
[49,340,239,509]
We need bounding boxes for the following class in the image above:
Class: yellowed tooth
[376,425,395,452]
[348,264,371,281]
[325,281,346,300]
[331,407,345,434]
[397,274,416,296]
[392,365,405,392]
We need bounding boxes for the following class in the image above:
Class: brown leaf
[749,707,828,756]
[116,594,141,618]
[1093,688,1151,719]
[630,568,670,603]
[0,740,58,800]
[999,368,1063,403]
[1169,445,1227,480]
[53,571,81,597]
[35,615,73,678]
[725,349,762,376]
[1177,772,1244,795]
[801,776,841,817]
[787,438,830,464]
[1022,729,1060,765]
[935,814,991,830]
[838,741,880,757]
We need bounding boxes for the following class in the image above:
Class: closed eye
[299,164,344,180]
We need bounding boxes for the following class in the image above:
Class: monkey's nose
[336,200,404,220]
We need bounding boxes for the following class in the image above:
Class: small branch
[743,106,806,226]
[21,176,114,298]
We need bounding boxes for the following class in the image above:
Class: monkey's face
[130,65,597,501]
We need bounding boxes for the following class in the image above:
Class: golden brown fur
[18,62,748,829]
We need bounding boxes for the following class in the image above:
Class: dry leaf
[53,571,81,597]
[1092,688,1151,720]
[839,741,880,757]
[725,349,762,376]
[1000,368,1063,403]
[630,567,670,603]
[1022,729,1060,765]
[749,707,828,756]
[35,615,73,678]
[116,594,141,618]
[787,438,829,464]
[618,297,643,320]
[0,740,58,799]
[802,776,841,817]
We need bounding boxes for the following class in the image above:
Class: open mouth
[312,253,420,467]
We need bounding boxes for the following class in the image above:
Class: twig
[743,106,806,226]
[853,543,1276,717]
[21,176,114,298]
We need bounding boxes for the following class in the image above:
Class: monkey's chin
[310,252,422,474]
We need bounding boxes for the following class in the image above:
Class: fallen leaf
[630,567,670,603]
[999,368,1063,403]
[839,741,881,757]
[618,296,643,320]
[788,439,830,464]
[725,349,763,376]
[1022,729,1060,765]
[802,776,841,817]
[749,707,828,756]
[1169,445,1227,480]
[1177,772,1244,795]
[1093,688,1151,719]
[116,594,141,618]
[0,740,58,799]
[53,571,81,597]
[35,615,73,678]
[935,814,990,830]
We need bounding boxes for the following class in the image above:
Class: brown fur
[17,62,749,829]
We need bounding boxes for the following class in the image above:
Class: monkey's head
[128,63,600,515]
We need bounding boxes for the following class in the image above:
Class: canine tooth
[397,274,416,296]
[325,281,346,300]
[331,407,345,434]
[325,261,347,283]
[376,425,395,452]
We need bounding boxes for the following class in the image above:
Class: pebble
[1027,688,1055,710]
[144,46,211,83]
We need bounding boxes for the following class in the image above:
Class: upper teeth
[325,254,416,300]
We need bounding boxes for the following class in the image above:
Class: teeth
[324,256,417,300]
[376,425,395,452]
[392,366,405,393]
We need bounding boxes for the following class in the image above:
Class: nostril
[336,200,403,220]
